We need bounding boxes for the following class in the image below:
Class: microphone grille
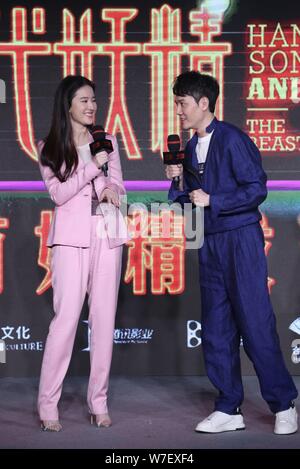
[90,125,105,139]
[167,134,180,152]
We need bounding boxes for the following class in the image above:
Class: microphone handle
[102,162,108,177]
[173,175,180,190]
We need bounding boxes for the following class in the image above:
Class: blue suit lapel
[183,133,202,190]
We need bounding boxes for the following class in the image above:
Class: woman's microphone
[89,125,113,177]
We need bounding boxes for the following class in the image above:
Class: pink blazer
[38,134,129,248]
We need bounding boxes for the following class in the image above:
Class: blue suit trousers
[198,222,298,414]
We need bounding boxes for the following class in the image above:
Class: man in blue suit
[166,71,298,434]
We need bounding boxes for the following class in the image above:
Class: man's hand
[165,164,183,180]
[189,189,210,207]
[99,188,120,207]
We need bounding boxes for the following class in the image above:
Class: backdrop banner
[0,193,299,377]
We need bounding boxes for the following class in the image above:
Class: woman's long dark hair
[40,75,95,182]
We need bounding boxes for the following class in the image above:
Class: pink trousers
[37,216,122,420]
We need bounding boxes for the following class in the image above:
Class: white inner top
[196,131,213,164]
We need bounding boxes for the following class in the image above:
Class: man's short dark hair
[173,71,219,113]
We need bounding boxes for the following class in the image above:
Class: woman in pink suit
[37,75,128,432]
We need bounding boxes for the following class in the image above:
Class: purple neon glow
[0,180,300,191]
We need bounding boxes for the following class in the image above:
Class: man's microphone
[89,125,113,177]
[163,134,185,190]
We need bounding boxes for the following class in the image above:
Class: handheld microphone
[163,134,185,190]
[89,125,113,177]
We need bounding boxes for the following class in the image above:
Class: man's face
[174,94,209,131]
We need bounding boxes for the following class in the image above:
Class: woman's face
[69,85,97,127]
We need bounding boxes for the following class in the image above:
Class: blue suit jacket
[168,117,267,234]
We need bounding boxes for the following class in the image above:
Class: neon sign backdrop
[0,4,231,161]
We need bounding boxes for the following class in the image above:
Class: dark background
[0,0,299,181]
[0,194,299,377]
[0,1,300,378]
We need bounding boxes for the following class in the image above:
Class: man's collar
[206,116,218,133]
[189,117,218,148]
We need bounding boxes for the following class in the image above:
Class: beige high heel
[90,413,112,428]
[40,420,62,432]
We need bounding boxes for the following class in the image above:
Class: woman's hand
[94,151,108,170]
[98,188,120,207]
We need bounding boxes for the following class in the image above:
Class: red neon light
[0,5,232,163]
[102,9,141,159]
[125,211,185,295]
[0,218,9,294]
[144,5,184,153]
[260,212,276,293]
[0,8,51,162]
[34,210,53,295]
[246,22,300,154]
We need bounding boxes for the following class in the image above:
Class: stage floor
[0,375,299,449]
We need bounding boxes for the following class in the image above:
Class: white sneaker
[289,317,300,335]
[195,411,245,433]
[274,406,298,435]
